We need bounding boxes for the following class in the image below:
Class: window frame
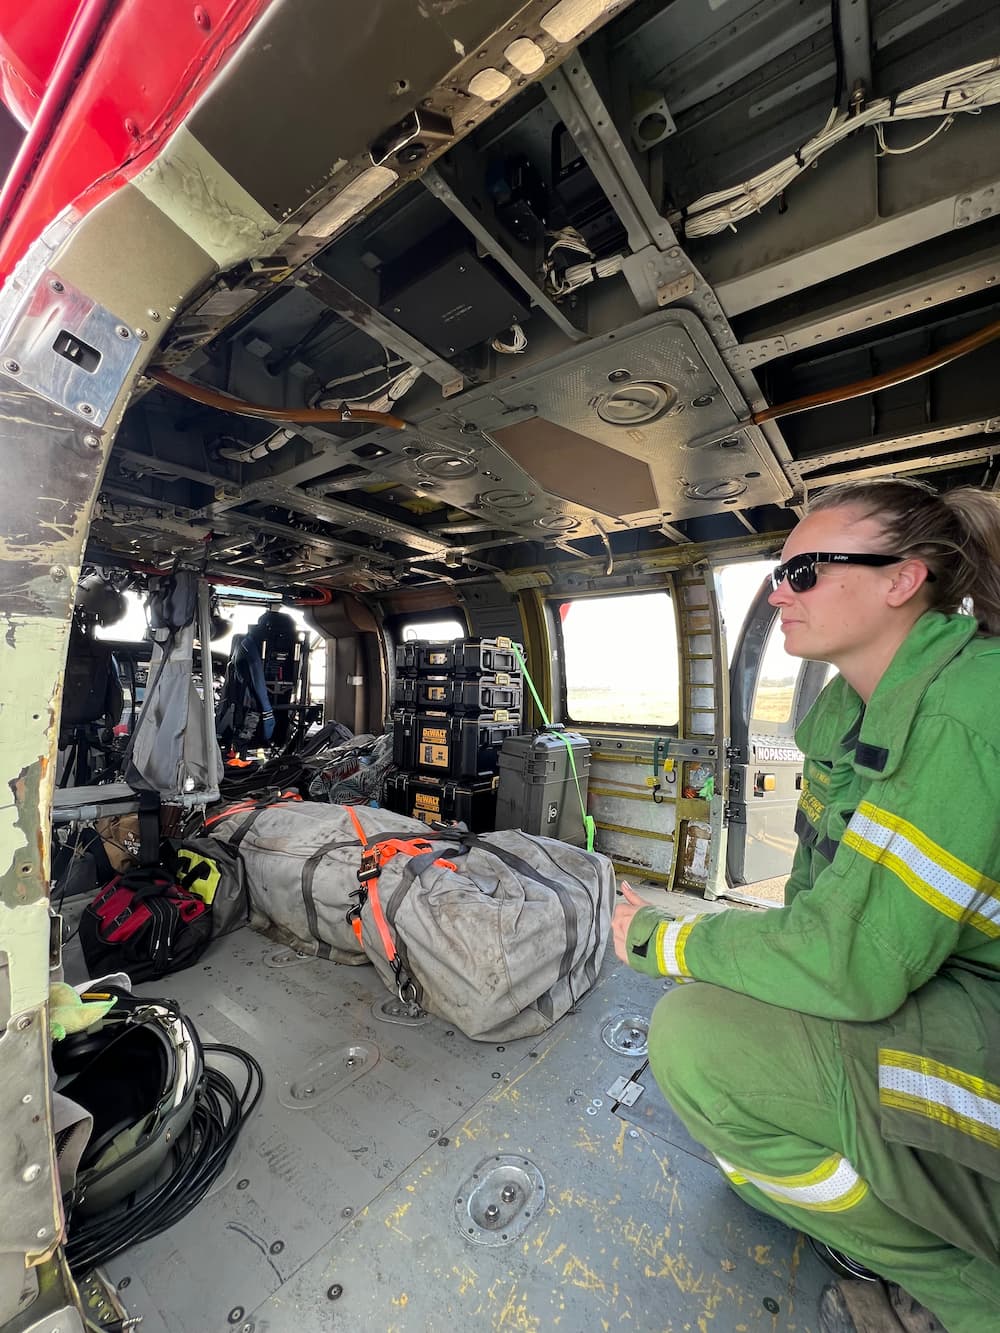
[552,589,681,733]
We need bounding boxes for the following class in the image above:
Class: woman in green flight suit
[614,479,1000,1333]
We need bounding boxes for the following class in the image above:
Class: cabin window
[399,617,465,643]
[751,615,799,728]
[558,592,679,727]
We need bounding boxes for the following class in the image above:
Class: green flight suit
[625,612,1000,1332]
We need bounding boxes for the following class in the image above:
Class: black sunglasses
[770,551,932,594]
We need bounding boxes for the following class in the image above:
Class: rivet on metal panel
[15,1014,32,1030]
[3,358,20,374]
[21,1164,41,1183]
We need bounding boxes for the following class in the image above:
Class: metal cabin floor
[76,927,831,1333]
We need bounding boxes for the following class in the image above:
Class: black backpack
[79,867,212,983]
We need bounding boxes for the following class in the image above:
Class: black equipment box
[495,728,592,847]
[384,771,498,833]
[395,637,523,678]
[378,234,530,358]
[392,710,519,778]
[395,674,523,715]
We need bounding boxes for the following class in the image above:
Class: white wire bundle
[492,321,528,354]
[681,56,1000,238]
[542,226,627,295]
[558,253,625,292]
[317,364,421,413]
[352,364,422,413]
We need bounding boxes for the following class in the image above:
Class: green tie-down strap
[511,643,596,853]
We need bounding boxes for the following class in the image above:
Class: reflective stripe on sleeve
[654,915,702,979]
[879,1050,1000,1151]
[843,802,1000,938]
[715,1152,869,1213]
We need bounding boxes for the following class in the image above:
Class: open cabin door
[726,580,831,895]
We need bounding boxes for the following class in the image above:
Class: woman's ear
[886,559,932,608]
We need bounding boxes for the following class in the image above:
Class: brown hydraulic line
[751,316,1000,425]
[149,368,408,429]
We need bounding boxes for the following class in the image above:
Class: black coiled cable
[66,1043,263,1272]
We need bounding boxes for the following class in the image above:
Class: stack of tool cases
[386,637,523,831]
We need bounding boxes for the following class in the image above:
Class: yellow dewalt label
[429,651,448,665]
[413,808,436,825]
[426,686,446,701]
[414,792,440,812]
[420,724,448,744]
[495,672,510,685]
[493,709,510,721]
[421,744,449,768]
[496,636,511,648]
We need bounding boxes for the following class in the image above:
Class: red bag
[80,868,212,982]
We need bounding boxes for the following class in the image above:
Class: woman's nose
[768,579,791,607]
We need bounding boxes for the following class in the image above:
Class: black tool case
[395,637,523,678]
[392,710,520,778]
[394,674,523,715]
[383,771,498,832]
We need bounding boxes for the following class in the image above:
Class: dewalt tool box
[392,710,519,778]
[395,636,523,678]
[394,674,523,715]
[384,772,498,832]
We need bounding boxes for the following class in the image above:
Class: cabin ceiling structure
[74,0,1000,593]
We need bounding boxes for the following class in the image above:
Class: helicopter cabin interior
[2,0,1000,1329]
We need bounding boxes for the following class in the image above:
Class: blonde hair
[809,479,1000,635]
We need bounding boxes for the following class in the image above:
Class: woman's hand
[612,881,646,963]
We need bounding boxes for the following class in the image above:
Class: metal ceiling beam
[735,236,1000,366]
[702,126,1000,318]
[544,57,677,254]
[836,0,871,105]
[786,417,1000,480]
[301,267,464,395]
[206,510,391,565]
[422,166,587,343]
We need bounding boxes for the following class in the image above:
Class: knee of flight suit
[647,982,736,1133]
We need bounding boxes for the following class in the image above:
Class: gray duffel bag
[208,801,615,1041]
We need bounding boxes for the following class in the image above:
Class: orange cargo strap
[344,807,456,996]
[202,791,302,831]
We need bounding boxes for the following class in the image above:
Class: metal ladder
[670,565,729,898]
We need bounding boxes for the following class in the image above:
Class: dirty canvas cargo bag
[204,800,413,964]
[78,867,212,983]
[172,836,249,936]
[209,801,616,1039]
[346,812,616,1041]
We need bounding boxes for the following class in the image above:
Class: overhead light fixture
[540,0,620,43]
[504,38,545,75]
[301,164,398,238]
[468,68,512,101]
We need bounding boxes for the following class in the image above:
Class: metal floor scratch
[78,927,830,1333]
